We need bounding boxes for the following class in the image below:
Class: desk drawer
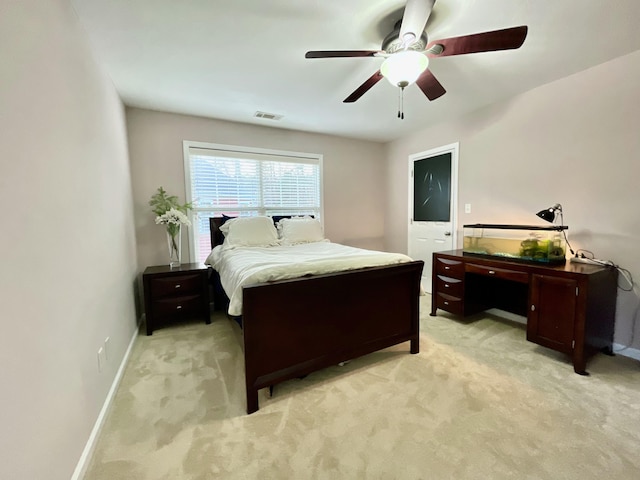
[435,257,464,278]
[466,263,529,283]
[152,294,202,317]
[150,274,202,297]
[435,293,464,315]
[436,275,463,298]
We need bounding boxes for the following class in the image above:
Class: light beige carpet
[84,296,640,479]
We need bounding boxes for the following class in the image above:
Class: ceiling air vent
[254,111,283,121]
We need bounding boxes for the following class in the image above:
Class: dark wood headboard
[209,217,227,250]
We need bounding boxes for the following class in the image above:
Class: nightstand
[142,263,211,335]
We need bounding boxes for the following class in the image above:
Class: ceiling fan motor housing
[382,21,428,53]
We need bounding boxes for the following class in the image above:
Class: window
[183,141,323,263]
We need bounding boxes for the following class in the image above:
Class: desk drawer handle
[444,301,449,305]
[531,305,535,312]
[176,305,182,310]
[444,284,450,288]
[488,270,495,275]
[175,284,181,288]
[444,266,450,270]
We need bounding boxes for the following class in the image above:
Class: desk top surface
[436,250,615,276]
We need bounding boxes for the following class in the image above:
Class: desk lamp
[536,203,575,256]
[536,203,563,223]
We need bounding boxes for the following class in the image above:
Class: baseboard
[71,325,139,480]
[613,343,640,362]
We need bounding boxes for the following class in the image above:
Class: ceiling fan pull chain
[398,87,405,120]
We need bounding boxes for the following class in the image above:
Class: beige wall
[386,50,640,350]
[126,108,387,271]
[0,1,138,478]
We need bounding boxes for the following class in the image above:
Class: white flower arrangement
[155,208,192,230]
[155,208,192,261]
[149,187,193,239]
[149,187,193,266]
[155,208,190,266]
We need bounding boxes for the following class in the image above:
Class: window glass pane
[262,161,319,208]
[194,212,213,259]
[186,144,322,264]
[191,155,260,209]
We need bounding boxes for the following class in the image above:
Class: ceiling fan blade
[399,0,436,44]
[426,25,528,57]
[415,69,446,100]
[305,50,381,59]
[343,71,384,103]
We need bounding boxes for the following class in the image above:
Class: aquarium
[463,224,567,264]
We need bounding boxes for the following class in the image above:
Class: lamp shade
[536,208,556,223]
[536,203,562,223]
[381,51,429,87]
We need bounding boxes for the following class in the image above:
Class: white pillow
[278,217,325,245]
[220,216,279,247]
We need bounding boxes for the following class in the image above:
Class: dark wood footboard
[241,260,424,414]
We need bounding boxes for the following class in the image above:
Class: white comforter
[206,241,416,316]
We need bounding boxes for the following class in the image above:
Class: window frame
[182,140,324,263]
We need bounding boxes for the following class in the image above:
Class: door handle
[444,231,451,236]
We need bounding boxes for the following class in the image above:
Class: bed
[207,216,424,414]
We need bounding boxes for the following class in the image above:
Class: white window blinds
[184,142,323,263]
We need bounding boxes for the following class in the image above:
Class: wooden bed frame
[209,217,424,414]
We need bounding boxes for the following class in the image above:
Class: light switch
[465,203,471,214]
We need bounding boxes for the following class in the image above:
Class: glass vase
[166,225,181,268]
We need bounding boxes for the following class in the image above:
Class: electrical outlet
[97,347,106,373]
[104,337,110,361]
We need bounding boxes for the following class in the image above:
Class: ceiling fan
[305,0,528,116]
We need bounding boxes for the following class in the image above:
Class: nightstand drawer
[151,294,202,317]
[149,274,202,297]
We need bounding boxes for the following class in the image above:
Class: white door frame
[408,142,459,246]
[407,142,459,279]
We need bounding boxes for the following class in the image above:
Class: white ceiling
[70,0,640,143]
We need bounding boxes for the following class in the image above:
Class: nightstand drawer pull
[489,270,495,274]
[444,301,449,305]
[176,305,182,310]
[175,284,181,288]
[445,283,450,288]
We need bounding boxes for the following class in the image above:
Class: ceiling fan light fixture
[380,51,428,88]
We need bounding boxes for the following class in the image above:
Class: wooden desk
[431,250,618,374]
